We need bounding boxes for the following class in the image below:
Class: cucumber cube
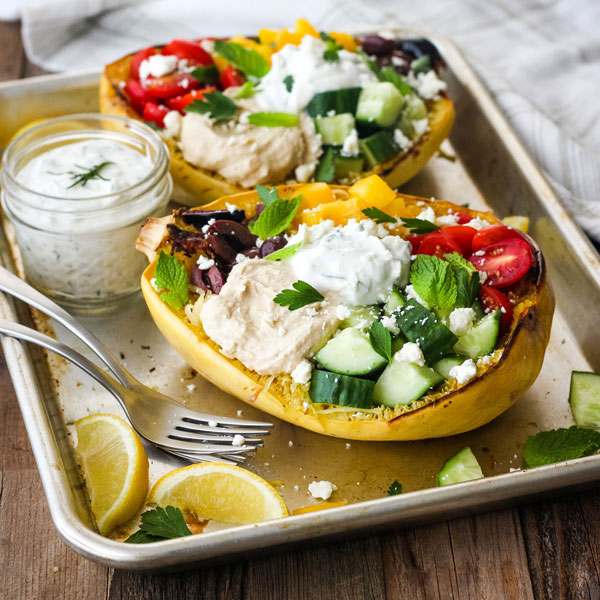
[356,82,405,128]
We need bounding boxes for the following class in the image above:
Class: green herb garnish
[265,243,302,261]
[144,120,163,131]
[273,280,324,311]
[411,55,432,74]
[362,207,397,224]
[444,252,480,307]
[315,147,335,183]
[387,481,403,496]
[248,112,299,127]
[400,217,440,234]
[125,506,192,544]
[523,427,600,468]
[283,75,294,92]
[185,90,237,122]
[50,161,114,189]
[236,80,258,99]
[213,40,269,79]
[248,192,302,240]
[357,51,412,95]
[153,251,189,310]
[256,184,280,206]
[410,254,457,310]
[369,321,392,364]
[190,65,219,85]
[320,32,343,62]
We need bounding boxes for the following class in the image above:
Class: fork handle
[0,266,134,387]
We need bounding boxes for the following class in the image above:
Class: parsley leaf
[444,252,480,307]
[273,280,324,311]
[362,207,397,224]
[523,427,600,468]
[369,321,392,364]
[256,185,280,206]
[387,481,403,496]
[283,75,294,92]
[320,32,343,62]
[248,195,302,239]
[190,65,219,85]
[411,55,432,74]
[264,242,302,261]
[248,112,299,127]
[213,40,269,79]
[185,90,237,122]
[400,217,440,234]
[125,506,192,544]
[410,254,457,310]
[315,147,335,183]
[236,81,258,99]
[154,251,189,310]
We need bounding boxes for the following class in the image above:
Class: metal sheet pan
[1,29,600,571]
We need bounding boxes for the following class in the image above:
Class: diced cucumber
[395,300,458,365]
[360,131,401,167]
[315,327,387,376]
[309,370,375,408]
[315,113,355,145]
[471,299,486,320]
[391,334,408,354]
[453,310,501,359]
[306,87,362,117]
[384,287,406,316]
[404,94,428,120]
[356,82,405,128]
[373,357,443,407]
[339,305,380,330]
[433,355,466,379]
[396,111,414,138]
[569,371,600,429]
[333,154,365,178]
[436,447,484,486]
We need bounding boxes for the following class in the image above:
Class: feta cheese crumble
[335,304,353,320]
[416,206,436,223]
[380,314,400,335]
[393,128,413,151]
[405,284,429,309]
[436,213,459,227]
[232,434,245,446]
[162,110,182,139]
[448,307,476,336]
[139,54,178,80]
[291,359,313,384]
[196,255,215,270]
[449,359,477,385]
[395,341,425,366]
[341,128,359,156]
[308,480,337,500]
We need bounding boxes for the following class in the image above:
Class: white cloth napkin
[7,0,600,241]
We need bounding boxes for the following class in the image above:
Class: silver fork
[0,266,272,464]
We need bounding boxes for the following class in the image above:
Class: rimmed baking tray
[1,29,599,572]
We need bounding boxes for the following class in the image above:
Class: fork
[0,266,272,464]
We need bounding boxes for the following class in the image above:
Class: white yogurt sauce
[256,36,377,114]
[285,220,411,305]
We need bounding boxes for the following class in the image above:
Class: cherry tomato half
[471,224,525,252]
[479,285,514,333]
[166,87,216,112]
[143,72,199,99]
[407,234,426,254]
[161,39,214,66]
[220,65,245,88]
[454,212,473,224]
[439,225,477,255]
[124,79,154,112]
[130,46,157,80]
[418,231,463,258]
[143,101,169,128]
[468,238,533,288]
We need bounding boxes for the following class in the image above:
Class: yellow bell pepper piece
[298,182,336,210]
[348,174,397,209]
[275,28,303,50]
[294,18,320,39]
[329,32,357,52]
[228,35,273,65]
[258,29,278,46]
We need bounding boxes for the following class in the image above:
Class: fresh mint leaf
[400,217,440,234]
[362,207,396,224]
[315,147,335,183]
[369,321,392,364]
[273,280,324,311]
[256,185,280,206]
[319,32,343,62]
[184,90,237,122]
[523,426,600,468]
[190,65,219,85]
[357,50,379,76]
[236,80,258,99]
[410,254,457,310]
[445,252,480,307]
[248,195,302,239]
[213,40,269,79]
[411,55,432,74]
[387,481,402,496]
[154,251,189,310]
[283,75,294,92]
[264,242,302,261]
[248,112,299,127]
[378,66,412,95]
[125,506,192,543]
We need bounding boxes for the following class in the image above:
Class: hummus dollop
[200,259,338,375]
[179,92,321,188]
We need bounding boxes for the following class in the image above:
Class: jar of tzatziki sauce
[1,114,171,310]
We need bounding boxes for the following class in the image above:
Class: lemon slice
[75,413,149,536]
[502,215,530,233]
[148,462,289,525]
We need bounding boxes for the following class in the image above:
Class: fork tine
[175,424,271,436]
[169,433,264,446]
[158,438,261,454]
[179,413,274,429]
[160,448,244,465]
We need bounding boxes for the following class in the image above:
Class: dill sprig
[49,161,114,189]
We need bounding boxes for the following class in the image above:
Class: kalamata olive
[206,265,226,294]
[396,38,441,62]
[207,234,237,263]
[207,220,257,248]
[190,265,209,290]
[242,247,261,259]
[260,236,287,258]
[179,208,245,228]
[361,34,394,56]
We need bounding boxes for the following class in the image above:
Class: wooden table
[1,20,599,600]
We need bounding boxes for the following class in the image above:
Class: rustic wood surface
[1,20,599,600]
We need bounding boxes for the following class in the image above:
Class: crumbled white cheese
[417,206,436,223]
[479,271,488,284]
[467,217,491,231]
[404,284,429,309]
[196,255,215,270]
[295,161,317,182]
[341,128,359,156]
[413,118,430,136]
[232,434,245,446]
[186,384,196,392]
[235,253,249,263]
[207,420,218,427]
[478,354,493,366]
[255,238,264,249]
[162,110,182,139]
[335,304,353,320]
[380,314,400,335]
[225,203,240,213]
[393,128,413,151]
[449,307,476,336]
[302,401,310,412]
[291,359,313,384]
[449,359,477,385]
[199,39,214,54]
[139,54,178,80]
[436,213,459,227]
[150,277,161,292]
[395,341,425,366]
[407,69,447,100]
[308,480,337,500]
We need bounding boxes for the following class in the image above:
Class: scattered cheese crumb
[336,304,353,320]
[417,207,436,223]
[449,359,477,385]
[186,384,196,392]
[207,420,218,427]
[395,341,425,366]
[196,255,215,270]
[232,434,245,446]
[291,360,313,384]
[449,307,476,336]
[436,214,459,227]
[380,314,400,335]
[308,480,337,500]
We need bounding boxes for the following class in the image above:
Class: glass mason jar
[1,114,172,311]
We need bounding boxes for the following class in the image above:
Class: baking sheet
[1,30,600,571]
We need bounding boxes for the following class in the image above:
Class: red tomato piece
[166,87,216,112]
[439,225,477,255]
[124,79,155,112]
[162,39,214,66]
[143,72,199,99]
[143,101,169,128]
[407,234,426,254]
[220,65,245,88]
[130,46,157,80]
[479,285,514,333]
[454,212,473,224]
[468,238,533,288]
[418,231,463,258]
[472,224,525,252]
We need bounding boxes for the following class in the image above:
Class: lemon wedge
[148,462,289,525]
[75,413,149,536]
[502,215,530,233]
